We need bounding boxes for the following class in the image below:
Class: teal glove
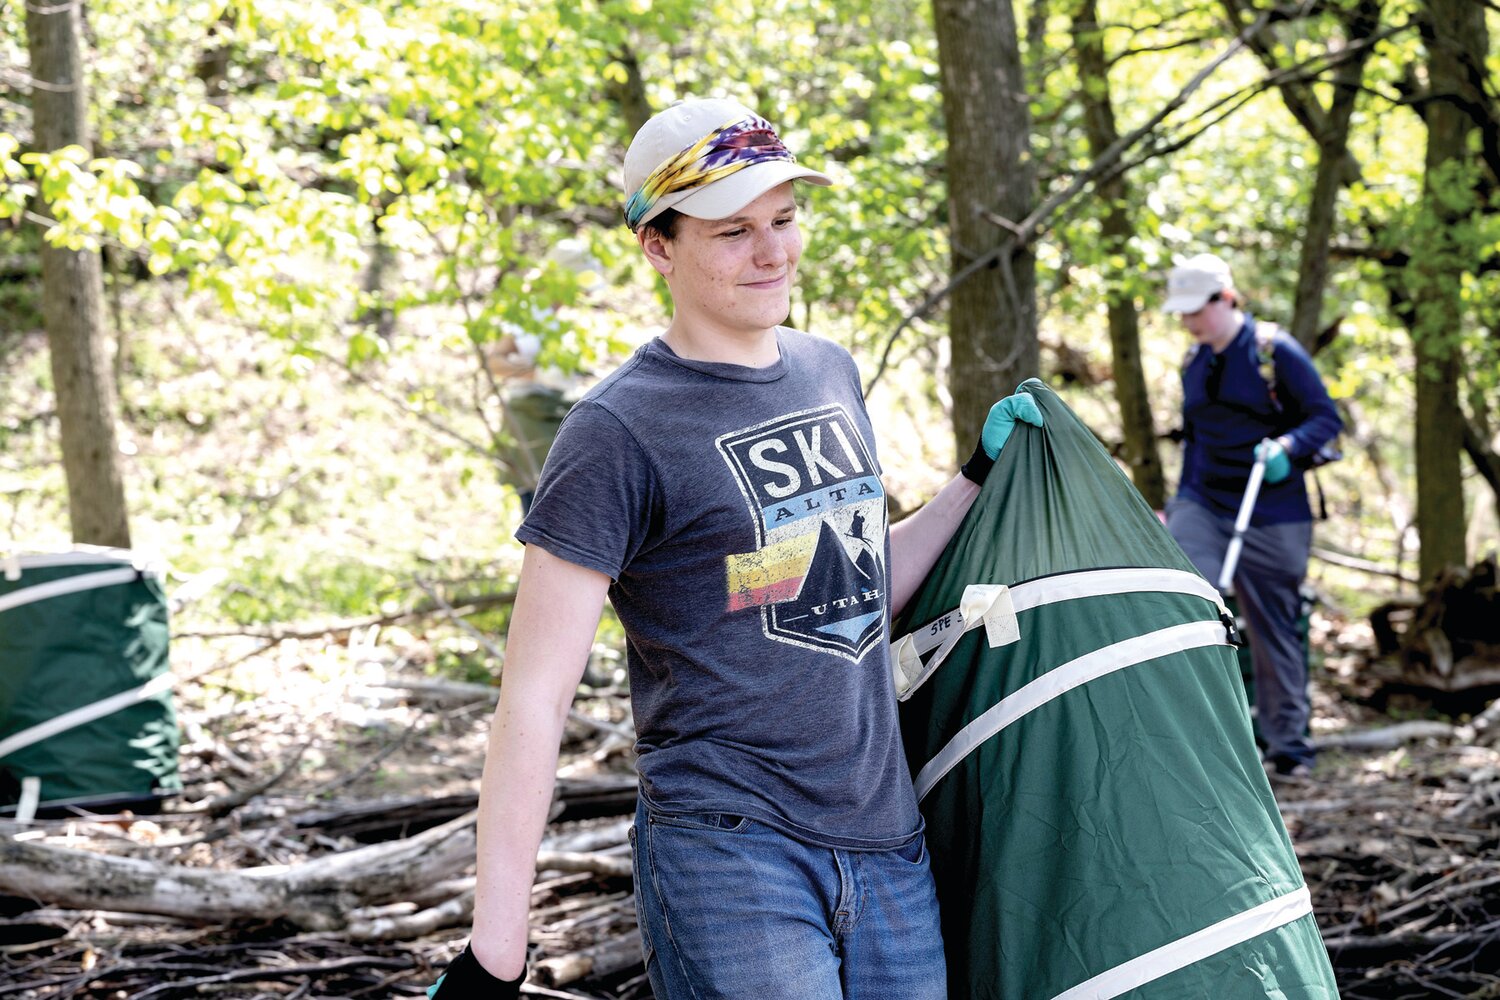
[1255,438,1292,484]
[961,391,1045,484]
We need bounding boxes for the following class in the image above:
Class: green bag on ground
[891,380,1337,999]
[0,546,179,814]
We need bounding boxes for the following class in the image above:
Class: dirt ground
[3,606,1500,998]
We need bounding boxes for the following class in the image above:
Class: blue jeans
[630,799,947,999]
[1167,496,1316,768]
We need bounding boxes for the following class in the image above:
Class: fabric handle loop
[893,584,1016,700]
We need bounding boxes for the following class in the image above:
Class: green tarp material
[892,381,1337,1000]
[0,547,179,812]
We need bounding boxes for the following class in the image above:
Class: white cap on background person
[1163,253,1235,313]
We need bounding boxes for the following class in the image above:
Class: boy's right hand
[960,390,1045,485]
[428,945,523,999]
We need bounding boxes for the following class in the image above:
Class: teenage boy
[431,97,1041,998]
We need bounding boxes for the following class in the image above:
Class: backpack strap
[1254,322,1283,414]
[1310,468,1329,521]
[1257,321,1334,520]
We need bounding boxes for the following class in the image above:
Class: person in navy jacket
[1163,253,1342,778]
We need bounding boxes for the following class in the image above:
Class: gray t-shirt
[517,328,920,849]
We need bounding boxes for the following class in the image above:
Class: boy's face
[641,182,803,340]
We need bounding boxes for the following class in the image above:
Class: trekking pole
[1218,441,1270,595]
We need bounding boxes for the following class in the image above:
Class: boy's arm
[887,389,1044,618]
[888,473,980,617]
[467,543,613,979]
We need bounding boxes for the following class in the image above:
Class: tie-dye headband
[624,115,798,231]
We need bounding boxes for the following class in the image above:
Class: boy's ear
[637,227,673,277]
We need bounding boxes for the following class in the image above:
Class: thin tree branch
[1089,7,1213,35]
[411,578,635,743]
[310,345,502,463]
[865,6,1274,396]
[1104,88,1263,183]
[1461,414,1500,506]
[1107,34,1218,67]
[1,69,76,93]
[175,589,517,641]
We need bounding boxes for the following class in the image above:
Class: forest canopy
[2,0,1498,590]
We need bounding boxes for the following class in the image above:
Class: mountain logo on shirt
[717,405,888,662]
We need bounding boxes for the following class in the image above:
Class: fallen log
[1314,720,1457,750]
[294,776,637,842]
[533,929,643,987]
[347,885,475,941]
[0,812,477,932]
[125,954,412,1000]
[551,776,638,823]
[541,818,631,854]
[1323,925,1500,963]
[1311,545,1414,584]
[1456,695,1500,745]
[534,850,632,879]
[295,793,479,841]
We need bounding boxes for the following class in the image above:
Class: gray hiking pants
[1166,497,1315,768]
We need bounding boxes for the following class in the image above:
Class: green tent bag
[0,546,180,814]
[892,381,1336,999]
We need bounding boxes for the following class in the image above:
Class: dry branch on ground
[6,615,1500,998]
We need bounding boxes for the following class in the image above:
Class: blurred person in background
[1162,253,1341,780]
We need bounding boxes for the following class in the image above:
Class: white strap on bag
[892,567,1228,701]
[1049,885,1314,1000]
[913,618,1234,801]
[0,567,142,615]
[0,672,175,762]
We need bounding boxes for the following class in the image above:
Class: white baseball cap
[1163,253,1234,313]
[623,98,831,231]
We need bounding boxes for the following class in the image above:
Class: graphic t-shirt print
[718,405,887,662]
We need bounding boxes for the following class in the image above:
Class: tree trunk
[1409,0,1485,582]
[932,0,1040,463]
[605,45,652,137]
[1071,0,1165,509]
[1462,413,1500,533]
[1287,0,1379,353]
[27,0,131,549]
[362,203,396,343]
[1242,0,1483,580]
